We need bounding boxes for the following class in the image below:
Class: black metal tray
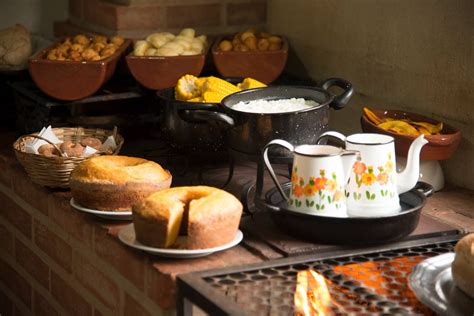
[259,182,433,245]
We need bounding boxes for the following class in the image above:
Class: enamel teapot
[318,132,428,217]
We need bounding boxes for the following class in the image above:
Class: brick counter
[0,153,262,316]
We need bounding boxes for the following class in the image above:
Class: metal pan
[260,181,433,245]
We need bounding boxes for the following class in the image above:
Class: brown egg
[219,40,232,52]
[243,36,257,50]
[257,38,270,51]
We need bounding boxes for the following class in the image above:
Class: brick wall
[0,161,173,315]
[55,0,267,38]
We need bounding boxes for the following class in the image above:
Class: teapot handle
[262,139,294,201]
[317,131,347,147]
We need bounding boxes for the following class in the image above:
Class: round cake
[70,155,172,211]
[452,233,474,298]
[132,186,243,249]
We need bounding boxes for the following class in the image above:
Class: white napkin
[100,136,117,153]
[24,126,62,154]
[82,146,98,157]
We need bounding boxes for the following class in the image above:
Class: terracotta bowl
[126,44,208,90]
[361,109,461,160]
[28,39,131,101]
[211,35,288,84]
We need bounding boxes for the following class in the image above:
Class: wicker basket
[13,127,124,188]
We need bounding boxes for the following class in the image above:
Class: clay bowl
[211,35,288,84]
[28,39,131,101]
[361,109,461,160]
[126,44,208,90]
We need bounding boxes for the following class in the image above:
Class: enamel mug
[263,139,358,217]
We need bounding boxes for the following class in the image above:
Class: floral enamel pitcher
[317,132,428,217]
[263,139,358,217]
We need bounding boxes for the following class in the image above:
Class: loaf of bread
[70,156,172,211]
[0,24,31,67]
[132,186,242,249]
[452,233,474,298]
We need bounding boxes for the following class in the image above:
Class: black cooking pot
[156,88,229,152]
[182,78,353,156]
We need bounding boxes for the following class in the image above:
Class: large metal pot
[182,78,353,156]
[156,88,229,152]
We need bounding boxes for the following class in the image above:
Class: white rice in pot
[231,98,319,114]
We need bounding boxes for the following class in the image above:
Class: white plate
[118,224,243,258]
[409,252,474,316]
[70,198,132,221]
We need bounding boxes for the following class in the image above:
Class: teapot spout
[397,135,428,194]
[341,150,358,183]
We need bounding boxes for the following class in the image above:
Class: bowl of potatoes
[126,28,208,90]
[28,34,130,101]
[212,29,288,84]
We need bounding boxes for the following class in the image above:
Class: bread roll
[452,233,474,298]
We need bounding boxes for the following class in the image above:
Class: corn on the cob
[202,91,226,103]
[201,76,240,95]
[237,77,267,90]
[175,74,200,100]
[188,97,203,102]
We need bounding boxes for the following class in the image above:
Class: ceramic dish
[28,38,131,101]
[70,198,132,221]
[126,44,209,90]
[118,224,243,258]
[361,109,461,160]
[212,35,288,84]
[409,253,474,316]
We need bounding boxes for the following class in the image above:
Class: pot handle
[262,139,294,201]
[316,131,347,147]
[321,78,354,110]
[180,110,235,126]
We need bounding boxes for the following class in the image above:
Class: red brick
[226,1,266,26]
[0,192,32,240]
[34,220,72,273]
[123,293,151,316]
[15,238,50,290]
[69,0,83,18]
[0,290,13,316]
[73,252,120,310]
[166,4,221,29]
[116,4,164,30]
[0,258,32,308]
[145,265,175,309]
[10,164,50,215]
[83,0,118,29]
[49,191,93,247]
[33,291,59,316]
[0,221,14,255]
[94,227,145,289]
[0,155,11,187]
[50,271,92,316]
[93,308,104,316]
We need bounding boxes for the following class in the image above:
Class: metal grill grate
[199,240,456,315]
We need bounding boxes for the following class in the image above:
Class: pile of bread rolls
[46,34,125,61]
[133,28,207,57]
[218,28,283,52]
[38,137,103,157]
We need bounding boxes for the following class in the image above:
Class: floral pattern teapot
[317,132,428,217]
